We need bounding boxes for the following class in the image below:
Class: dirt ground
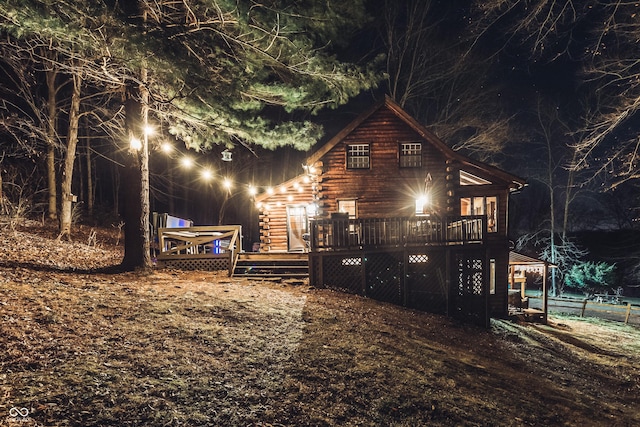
[1,222,639,426]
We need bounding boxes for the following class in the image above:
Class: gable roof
[306,95,526,190]
[509,251,557,268]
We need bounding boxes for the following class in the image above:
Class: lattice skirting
[158,257,229,271]
[309,247,489,326]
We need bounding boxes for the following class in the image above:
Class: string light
[223,177,232,190]
[181,156,194,169]
[130,137,142,150]
[128,125,318,203]
[201,168,213,181]
[161,142,173,153]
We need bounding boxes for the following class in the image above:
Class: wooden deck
[156,225,242,274]
[309,215,485,251]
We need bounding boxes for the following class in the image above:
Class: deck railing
[309,216,484,251]
[157,225,242,275]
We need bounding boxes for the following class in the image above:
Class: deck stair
[233,252,309,278]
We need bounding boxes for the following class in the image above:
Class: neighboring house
[254,96,526,323]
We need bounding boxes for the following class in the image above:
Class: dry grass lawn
[1,222,639,426]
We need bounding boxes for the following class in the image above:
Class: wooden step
[233,252,309,278]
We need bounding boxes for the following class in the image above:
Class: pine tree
[1,0,380,269]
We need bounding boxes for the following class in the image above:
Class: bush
[564,261,617,296]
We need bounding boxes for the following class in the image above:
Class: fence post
[625,302,632,324]
[581,299,588,317]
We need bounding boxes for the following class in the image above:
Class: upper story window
[400,142,422,168]
[346,144,370,169]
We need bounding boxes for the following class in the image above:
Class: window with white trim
[347,144,370,169]
[400,142,422,168]
[337,199,357,219]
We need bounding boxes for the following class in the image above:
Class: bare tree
[379,0,516,158]
[472,0,640,187]
[58,69,82,240]
[44,62,60,221]
[2,0,378,269]
[0,43,62,217]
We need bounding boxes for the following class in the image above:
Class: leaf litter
[0,222,639,426]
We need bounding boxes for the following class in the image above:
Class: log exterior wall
[254,97,525,318]
[311,108,449,219]
[255,175,316,252]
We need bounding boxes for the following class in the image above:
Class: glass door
[286,205,308,252]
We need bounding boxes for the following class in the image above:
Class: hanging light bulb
[223,177,232,190]
[161,142,173,153]
[181,156,193,169]
[130,137,142,150]
[201,168,213,181]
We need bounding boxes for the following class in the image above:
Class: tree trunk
[45,68,58,221]
[120,72,152,271]
[112,161,120,216]
[58,71,82,241]
[168,160,174,214]
[541,105,557,296]
[562,150,578,241]
[86,123,94,218]
[0,166,4,214]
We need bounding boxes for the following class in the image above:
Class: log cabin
[254,96,526,323]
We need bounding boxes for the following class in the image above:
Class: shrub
[564,261,617,296]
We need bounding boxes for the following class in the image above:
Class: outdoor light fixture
[266,187,274,195]
[130,137,142,150]
[161,142,173,153]
[201,169,213,181]
[181,156,193,169]
[248,186,257,197]
[223,177,232,190]
[221,149,232,162]
[416,194,429,215]
[143,125,155,137]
